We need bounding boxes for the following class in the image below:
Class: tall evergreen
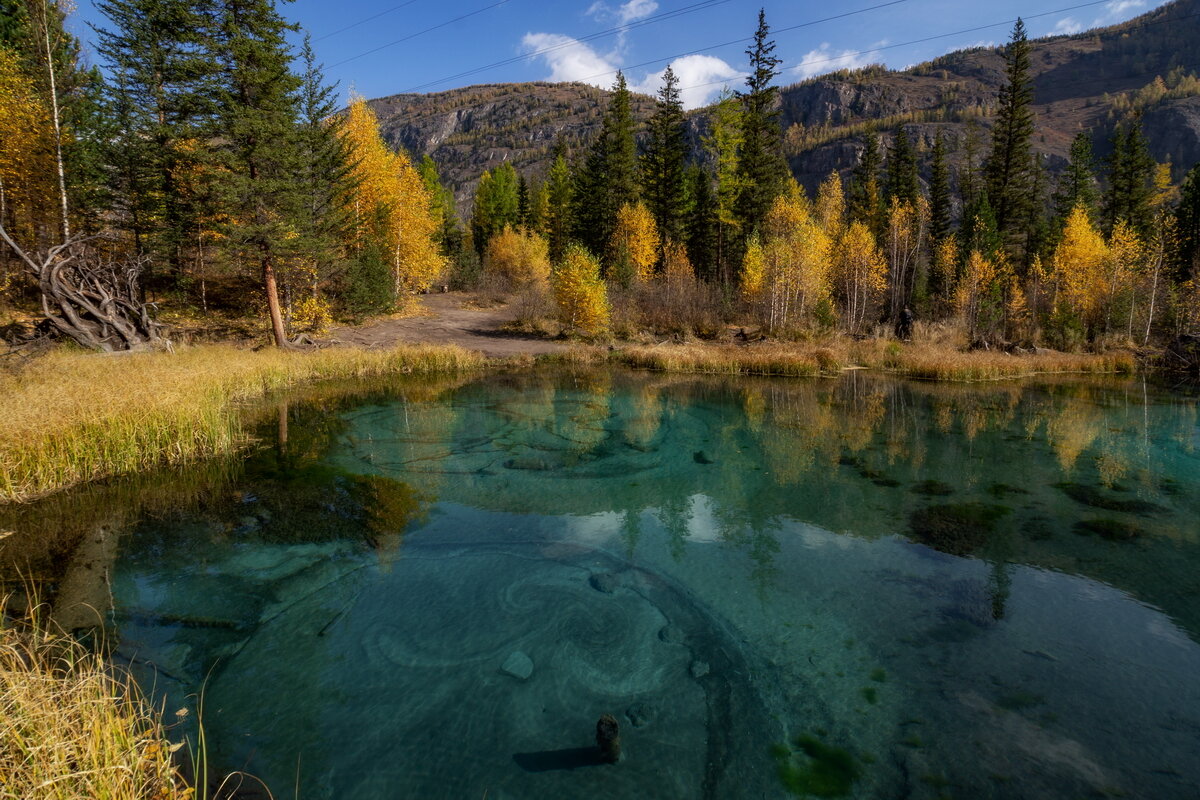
[984,18,1036,246]
[885,125,919,207]
[95,0,221,273]
[295,34,354,288]
[1102,121,1156,237]
[1053,131,1100,222]
[516,173,530,228]
[471,163,521,256]
[544,143,574,261]
[1176,163,1200,280]
[928,132,952,242]
[574,71,639,258]
[417,154,462,258]
[849,132,884,234]
[686,165,720,282]
[214,0,304,347]
[642,65,688,252]
[1023,152,1051,263]
[735,9,788,237]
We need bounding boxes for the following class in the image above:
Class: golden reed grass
[0,344,484,504]
[1,606,191,800]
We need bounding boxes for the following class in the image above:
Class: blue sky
[66,0,1171,109]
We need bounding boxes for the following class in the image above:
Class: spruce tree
[1053,131,1100,223]
[642,65,688,253]
[885,125,919,207]
[686,165,720,282]
[1176,163,1200,280]
[735,9,788,237]
[214,0,304,347]
[517,173,530,229]
[574,71,639,258]
[984,18,1035,246]
[95,0,221,272]
[544,143,574,261]
[849,132,884,235]
[1102,121,1156,237]
[929,132,952,242]
[295,34,354,294]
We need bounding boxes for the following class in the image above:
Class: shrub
[552,245,610,336]
[484,226,551,287]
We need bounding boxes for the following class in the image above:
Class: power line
[316,0,425,42]
[401,0,737,93]
[329,0,514,68]
[568,0,911,90]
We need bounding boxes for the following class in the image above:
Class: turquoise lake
[17,369,1200,799]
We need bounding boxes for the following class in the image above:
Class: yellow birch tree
[552,244,610,335]
[611,201,658,282]
[834,221,887,334]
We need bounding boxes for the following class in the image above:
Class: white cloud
[632,54,743,110]
[1054,17,1083,35]
[521,32,618,87]
[1091,0,1147,26]
[587,0,659,25]
[791,42,884,80]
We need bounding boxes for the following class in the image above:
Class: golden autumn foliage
[956,249,1001,340]
[834,220,887,333]
[485,225,550,286]
[740,234,766,303]
[1053,204,1109,327]
[814,171,846,236]
[761,192,832,330]
[662,239,694,288]
[0,47,57,254]
[342,98,444,298]
[611,201,658,282]
[552,244,610,335]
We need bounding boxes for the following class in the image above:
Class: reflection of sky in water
[96,371,1199,799]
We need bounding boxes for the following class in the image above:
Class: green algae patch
[911,480,955,496]
[861,686,879,705]
[773,734,861,797]
[908,502,1012,556]
[1073,518,1143,541]
[1055,482,1165,514]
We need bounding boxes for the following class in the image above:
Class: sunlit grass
[0,604,192,800]
[0,344,484,503]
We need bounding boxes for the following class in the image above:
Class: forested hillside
[370,0,1200,206]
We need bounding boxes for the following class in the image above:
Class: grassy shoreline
[0,344,484,505]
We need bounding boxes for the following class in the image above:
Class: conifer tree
[517,173,530,228]
[575,71,638,258]
[1176,162,1200,279]
[704,89,745,283]
[544,144,574,261]
[95,0,221,273]
[418,154,462,257]
[686,165,719,282]
[1102,121,1156,238]
[849,133,884,235]
[928,132,952,243]
[471,162,520,256]
[985,18,1035,246]
[885,125,918,207]
[735,9,788,237]
[1053,131,1099,225]
[642,65,687,255]
[214,0,303,347]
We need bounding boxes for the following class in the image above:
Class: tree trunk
[263,249,288,347]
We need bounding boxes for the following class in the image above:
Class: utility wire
[316,0,425,42]
[401,0,737,92]
[329,0,514,68]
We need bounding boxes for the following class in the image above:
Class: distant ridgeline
[369,0,1200,209]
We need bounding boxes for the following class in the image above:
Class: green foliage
[343,241,394,315]
[885,125,918,207]
[928,133,952,243]
[1053,132,1100,229]
[642,65,688,250]
[1176,162,1200,279]
[985,18,1036,249]
[735,9,788,237]
[1103,121,1156,237]
[686,165,720,282]
[544,143,575,261]
[849,133,884,234]
[471,162,521,256]
[574,71,639,258]
[419,154,463,257]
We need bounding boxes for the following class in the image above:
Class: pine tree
[544,144,574,261]
[642,65,687,256]
[849,133,884,236]
[213,0,304,347]
[1102,121,1156,238]
[95,0,221,272]
[928,132,952,243]
[686,165,719,282]
[984,18,1036,247]
[574,71,639,259]
[294,34,354,319]
[735,9,788,237]
[1053,132,1099,225]
[885,125,918,207]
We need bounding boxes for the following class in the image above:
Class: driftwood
[0,224,165,352]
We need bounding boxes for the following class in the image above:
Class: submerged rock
[693,450,715,465]
[911,480,955,497]
[658,624,685,644]
[690,660,710,679]
[908,503,1011,556]
[589,572,618,593]
[626,702,656,728]
[500,651,534,680]
[1055,482,1164,514]
[1073,518,1143,541]
[596,714,621,763]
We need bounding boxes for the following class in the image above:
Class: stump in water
[596,714,621,763]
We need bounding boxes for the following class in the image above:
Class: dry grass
[0,344,484,503]
[0,608,191,800]
[603,338,1135,382]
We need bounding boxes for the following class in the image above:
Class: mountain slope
[367,0,1200,209]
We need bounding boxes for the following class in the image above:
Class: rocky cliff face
[366,0,1200,208]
